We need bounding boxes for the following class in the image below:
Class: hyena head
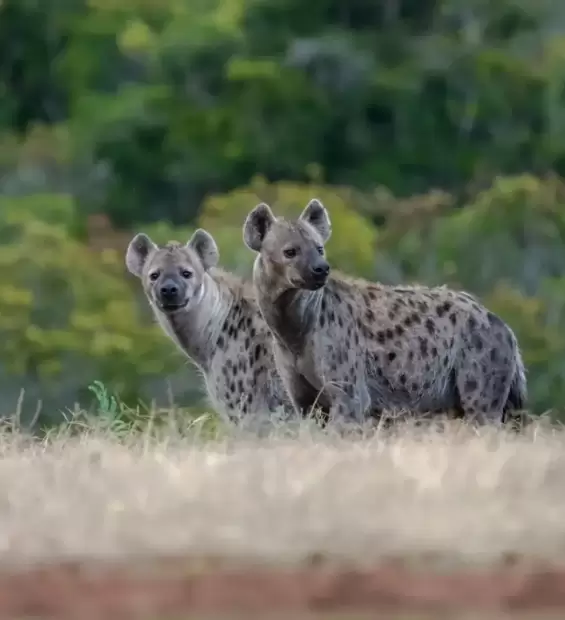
[243,198,332,291]
[125,228,219,313]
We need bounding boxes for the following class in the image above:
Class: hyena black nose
[312,262,330,277]
[160,280,179,299]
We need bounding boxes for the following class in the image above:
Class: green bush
[0,194,175,406]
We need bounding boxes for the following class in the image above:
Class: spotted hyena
[243,199,527,426]
[125,229,292,422]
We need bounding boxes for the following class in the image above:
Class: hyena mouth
[304,277,327,291]
[290,277,326,291]
[158,299,189,312]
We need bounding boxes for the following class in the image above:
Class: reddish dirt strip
[0,561,565,619]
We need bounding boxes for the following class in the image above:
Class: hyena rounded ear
[243,203,276,252]
[299,198,332,242]
[125,233,157,278]
[243,202,275,252]
[187,228,219,271]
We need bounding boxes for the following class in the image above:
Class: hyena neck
[254,259,322,356]
[152,273,232,372]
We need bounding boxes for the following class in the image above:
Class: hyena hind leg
[454,360,514,426]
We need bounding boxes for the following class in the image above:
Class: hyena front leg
[273,347,331,423]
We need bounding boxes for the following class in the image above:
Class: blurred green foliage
[0,0,565,421]
[0,194,175,413]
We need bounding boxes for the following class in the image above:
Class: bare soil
[1,559,565,619]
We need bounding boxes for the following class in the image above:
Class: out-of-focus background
[1,0,565,426]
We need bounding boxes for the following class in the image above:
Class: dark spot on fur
[368,290,376,300]
[400,373,407,385]
[418,302,429,313]
[388,351,397,362]
[490,348,498,363]
[254,344,261,362]
[338,316,343,328]
[354,332,360,346]
[385,328,393,340]
[217,335,225,349]
[366,309,375,322]
[346,302,353,313]
[436,304,446,318]
[419,338,428,357]
[464,379,478,393]
[408,351,414,361]
[425,319,436,335]
[328,310,335,323]
[229,382,235,393]
[468,316,477,330]
[443,355,449,367]
[320,314,326,328]
[423,381,431,390]
[250,327,257,338]
[388,311,396,321]
[244,337,251,350]
[431,346,438,356]
[472,334,484,351]
[377,331,386,344]
[487,311,501,326]
[411,382,418,392]
[449,313,457,326]
[411,313,421,325]
[395,324,404,336]
[404,316,412,327]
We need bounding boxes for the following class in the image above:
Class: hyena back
[243,199,527,426]
[125,228,292,422]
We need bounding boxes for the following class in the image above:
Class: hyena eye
[149,271,160,281]
[181,269,192,279]
[316,246,324,255]
[283,248,297,258]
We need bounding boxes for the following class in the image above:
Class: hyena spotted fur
[125,229,292,422]
[243,199,527,426]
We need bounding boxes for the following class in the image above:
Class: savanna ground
[1,410,565,618]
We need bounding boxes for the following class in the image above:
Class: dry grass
[0,413,564,569]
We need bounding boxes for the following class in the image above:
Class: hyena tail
[503,351,529,430]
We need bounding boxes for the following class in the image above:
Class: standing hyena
[243,199,527,426]
[125,229,292,422]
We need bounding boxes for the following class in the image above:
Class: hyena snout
[156,277,187,310]
[303,257,330,290]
